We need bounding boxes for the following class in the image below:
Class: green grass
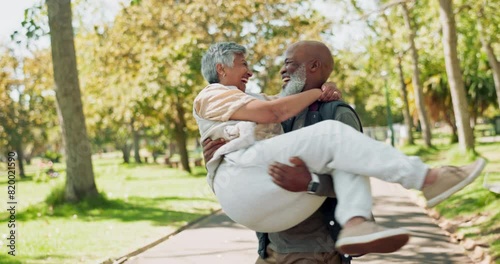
[0,157,219,264]
[401,137,500,262]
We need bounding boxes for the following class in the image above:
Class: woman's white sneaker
[335,221,410,255]
[423,158,486,208]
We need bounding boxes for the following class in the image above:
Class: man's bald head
[281,41,334,91]
[287,41,334,70]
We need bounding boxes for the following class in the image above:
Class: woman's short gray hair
[201,42,246,84]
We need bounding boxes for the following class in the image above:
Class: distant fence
[363,123,407,146]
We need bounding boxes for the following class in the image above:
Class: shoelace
[439,165,467,178]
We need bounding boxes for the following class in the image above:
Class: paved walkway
[122,179,473,264]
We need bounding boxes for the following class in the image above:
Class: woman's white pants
[213,120,428,232]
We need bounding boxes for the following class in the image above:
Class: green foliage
[42,150,62,163]
[328,0,499,147]
[44,182,66,206]
[445,145,480,163]
[399,143,437,158]
[0,48,58,166]
[74,0,332,169]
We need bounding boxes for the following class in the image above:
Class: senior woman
[193,42,485,255]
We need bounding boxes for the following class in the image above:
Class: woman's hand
[318,82,342,102]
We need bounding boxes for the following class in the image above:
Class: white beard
[280,64,306,97]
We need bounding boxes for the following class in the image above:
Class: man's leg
[255,245,277,264]
[255,245,342,264]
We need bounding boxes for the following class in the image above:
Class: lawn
[0,156,219,264]
[400,136,500,262]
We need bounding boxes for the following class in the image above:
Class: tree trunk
[168,142,176,157]
[444,112,458,143]
[121,144,131,163]
[14,141,26,179]
[401,3,432,147]
[438,0,475,152]
[481,41,500,108]
[174,99,191,173]
[396,55,414,145]
[131,119,141,163]
[152,152,159,163]
[477,5,500,109]
[46,0,98,202]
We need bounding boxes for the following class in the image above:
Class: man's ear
[309,59,321,73]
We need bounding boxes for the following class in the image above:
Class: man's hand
[268,157,312,192]
[202,138,226,162]
[318,82,342,102]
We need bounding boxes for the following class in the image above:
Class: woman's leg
[247,120,428,190]
[214,158,326,232]
[332,171,372,226]
[214,119,423,232]
[332,171,411,255]
[214,120,484,233]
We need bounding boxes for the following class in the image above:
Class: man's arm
[201,138,226,163]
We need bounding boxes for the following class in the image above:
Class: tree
[400,2,432,147]
[475,1,500,109]
[0,48,25,176]
[46,0,98,201]
[455,3,497,124]
[438,0,475,152]
[336,0,417,144]
[0,48,58,177]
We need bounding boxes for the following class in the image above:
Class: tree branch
[353,0,415,21]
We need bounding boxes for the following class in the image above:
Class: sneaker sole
[426,158,486,208]
[336,229,410,255]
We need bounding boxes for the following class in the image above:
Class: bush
[45,183,66,206]
[43,150,62,163]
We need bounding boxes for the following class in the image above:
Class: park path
[121,178,473,264]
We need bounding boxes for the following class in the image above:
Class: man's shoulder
[318,101,358,117]
[319,101,362,131]
[319,100,355,111]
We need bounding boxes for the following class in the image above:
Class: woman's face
[220,53,253,92]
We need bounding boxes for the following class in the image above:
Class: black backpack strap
[281,117,296,133]
[341,255,353,263]
[319,199,352,262]
[319,198,341,239]
[256,232,269,259]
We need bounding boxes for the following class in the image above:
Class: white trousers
[213,120,428,232]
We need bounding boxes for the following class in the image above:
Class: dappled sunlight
[0,157,219,263]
